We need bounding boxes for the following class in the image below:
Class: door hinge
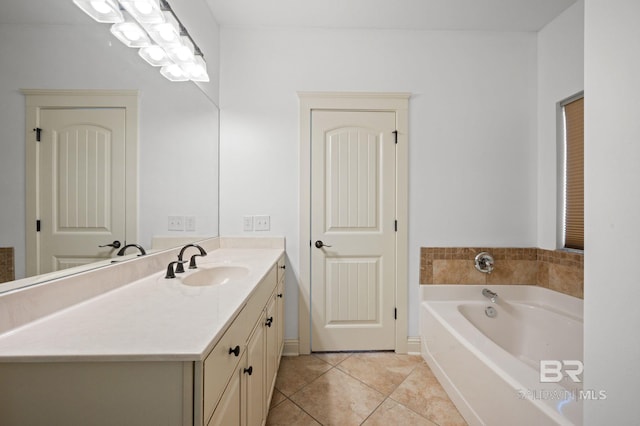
[394,220,398,232]
[36,220,41,232]
[394,308,397,320]
[33,127,42,142]
[392,130,398,144]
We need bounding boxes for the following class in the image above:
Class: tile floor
[266,352,467,426]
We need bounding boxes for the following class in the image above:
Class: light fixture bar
[159,0,204,58]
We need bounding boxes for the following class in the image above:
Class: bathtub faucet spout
[482,288,498,303]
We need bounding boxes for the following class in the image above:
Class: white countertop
[0,248,283,362]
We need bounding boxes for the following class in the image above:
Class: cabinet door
[265,293,278,397]
[276,277,285,357]
[208,367,242,426]
[245,313,265,426]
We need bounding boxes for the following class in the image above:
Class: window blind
[564,97,584,250]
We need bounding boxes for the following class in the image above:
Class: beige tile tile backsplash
[420,247,583,299]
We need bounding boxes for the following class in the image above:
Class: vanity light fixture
[145,12,182,47]
[120,0,164,24]
[72,0,209,83]
[138,45,172,66]
[72,0,123,23]
[183,56,209,82]
[160,63,189,82]
[165,36,195,64]
[110,16,152,48]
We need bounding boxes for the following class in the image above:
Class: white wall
[219,28,538,341]
[537,1,584,249]
[0,22,219,279]
[584,0,640,422]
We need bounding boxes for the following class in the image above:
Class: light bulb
[135,2,153,14]
[148,46,165,61]
[124,29,142,41]
[90,0,111,14]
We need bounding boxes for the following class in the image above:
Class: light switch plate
[254,215,270,231]
[185,216,196,231]
[243,215,254,232]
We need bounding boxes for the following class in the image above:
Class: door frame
[22,89,139,276]
[298,92,410,354]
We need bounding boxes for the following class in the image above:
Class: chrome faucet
[482,288,498,303]
[175,244,207,273]
[116,243,146,257]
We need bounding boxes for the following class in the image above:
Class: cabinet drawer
[203,307,248,423]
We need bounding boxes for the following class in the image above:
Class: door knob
[99,240,121,249]
[314,240,332,249]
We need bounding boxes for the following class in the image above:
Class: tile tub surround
[0,247,14,284]
[420,247,583,299]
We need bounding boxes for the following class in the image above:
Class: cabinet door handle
[228,345,240,357]
[279,264,286,269]
[265,317,273,327]
[277,293,283,298]
[244,366,253,376]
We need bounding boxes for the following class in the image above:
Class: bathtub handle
[315,240,332,249]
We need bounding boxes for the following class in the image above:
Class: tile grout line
[269,353,447,426]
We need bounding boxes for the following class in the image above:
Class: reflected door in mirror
[34,108,128,274]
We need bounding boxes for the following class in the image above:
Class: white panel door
[37,108,127,273]
[311,110,396,351]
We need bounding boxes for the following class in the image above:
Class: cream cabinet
[204,255,285,426]
[0,253,285,426]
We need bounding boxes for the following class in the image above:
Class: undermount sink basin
[180,265,250,287]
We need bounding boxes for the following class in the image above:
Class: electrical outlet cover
[168,216,185,231]
[254,215,270,231]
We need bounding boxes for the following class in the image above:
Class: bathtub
[420,285,583,426]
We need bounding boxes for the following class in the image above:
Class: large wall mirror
[0,0,219,291]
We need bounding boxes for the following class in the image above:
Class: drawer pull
[228,345,240,357]
[244,366,253,376]
[265,317,273,327]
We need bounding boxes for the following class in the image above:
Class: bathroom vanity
[0,238,285,426]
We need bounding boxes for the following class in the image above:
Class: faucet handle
[165,261,187,279]
[474,252,495,274]
[189,254,205,269]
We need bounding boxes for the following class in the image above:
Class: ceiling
[0,0,578,32]
[205,0,578,32]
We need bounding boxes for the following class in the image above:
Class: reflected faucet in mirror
[116,244,147,257]
[175,244,207,273]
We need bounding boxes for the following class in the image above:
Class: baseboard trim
[282,339,299,356]
[281,338,420,356]
[407,336,421,355]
